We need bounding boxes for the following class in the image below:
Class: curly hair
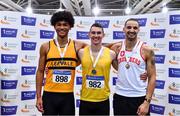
[50,10,74,27]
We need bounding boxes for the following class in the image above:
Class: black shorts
[113,93,150,115]
[79,99,110,115]
[42,91,75,115]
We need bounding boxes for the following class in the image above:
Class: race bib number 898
[53,70,71,83]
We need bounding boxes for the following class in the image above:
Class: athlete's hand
[137,101,149,116]
[140,71,148,81]
[36,97,44,113]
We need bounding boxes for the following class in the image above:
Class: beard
[126,32,137,41]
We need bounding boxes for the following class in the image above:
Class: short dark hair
[50,10,74,27]
[90,23,104,33]
[124,18,139,26]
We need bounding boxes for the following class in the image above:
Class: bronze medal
[125,63,130,69]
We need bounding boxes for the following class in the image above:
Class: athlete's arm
[74,40,88,51]
[36,42,48,113]
[137,46,156,115]
[111,43,121,70]
[77,48,84,62]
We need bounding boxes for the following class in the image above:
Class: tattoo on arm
[150,50,155,65]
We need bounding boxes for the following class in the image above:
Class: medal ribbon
[89,46,104,68]
[55,38,69,58]
[123,40,140,64]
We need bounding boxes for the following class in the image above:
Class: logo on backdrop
[0,15,17,24]
[113,31,125,39]
[169,68,180,78]
[76,20,92,28]
[1,54,18,63]
[21,66,36,75]
[1,41,19,51]
[169,94,180,104]
[150,104,165,115]
[21,91,36,100]
[21,41,36,51]
[152,93,166,102]
[76,99,80,107]
[169,108,180,116]
[112,20,124,28]
[0,67,18,77]
[21,104,36,113]
[1,106,18,115]
[21,54,37,63]
[154,55,165,64]
[169,29,180,38]
[1,80,18,89]
[76,76,82,85]
[150,29,166,39]
[21,79,35,88]
[21,29,37,38]
[155,80,165,89]
[21,16,36,26]
[39,19,50,27]
[40,30,55,39]
[169,55,180,65]
[169,14,180,25]
[76,31,89,39]
[151,42,167,51]
[1,93,18,103]
[1,28,17,37]
[150,17,166,26]
[95,20,110,28]
[169,42,180,51]
[168,82,180,91]
[136,18,147,26]
[112,77,118,85]
[0,16,10,24]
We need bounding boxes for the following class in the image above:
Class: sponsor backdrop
[0,11,180,115]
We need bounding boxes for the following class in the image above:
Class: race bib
[86,75,104,89]
[53,70,71,83]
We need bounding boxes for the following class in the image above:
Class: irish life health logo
[150,29,166,39]
[1,54,18,63]
[1,80,18,89]
[21,41,37,50]
[21,16,36,26]
[1,28,17,37]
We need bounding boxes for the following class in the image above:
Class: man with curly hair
[35,10,87,115]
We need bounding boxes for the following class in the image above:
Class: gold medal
[125,63,130,69]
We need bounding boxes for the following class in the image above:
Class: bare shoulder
[142,44,155,58]
[110,49,116,60]
[111,41,122,53]
[77,46,86,60]
[74,40,88,50]
[40,42,49,53]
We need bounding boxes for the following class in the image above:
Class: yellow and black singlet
[44,39,78,93]
[81,46,112,102]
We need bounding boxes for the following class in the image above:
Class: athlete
[78,23,116,115]
[36,10,87,115]
[111,18,156,115]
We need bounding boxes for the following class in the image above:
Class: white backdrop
[0,11,180,115]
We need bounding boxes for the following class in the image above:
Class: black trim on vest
[46,58,78,62]
[48,67,75,70]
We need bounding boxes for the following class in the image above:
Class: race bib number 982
[86,75,104,89]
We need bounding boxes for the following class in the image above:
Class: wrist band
[144,98,151,103]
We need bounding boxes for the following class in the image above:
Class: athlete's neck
[125,38,138,50]
[91,44,102,52]
[57,37,69,47]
